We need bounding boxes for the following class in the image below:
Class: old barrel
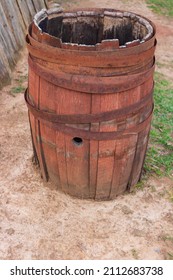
[25,7,156,200]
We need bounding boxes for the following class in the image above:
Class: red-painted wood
[28,68,48,181]
[26,8,156,200]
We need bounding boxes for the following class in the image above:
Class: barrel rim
[31,7,156,51]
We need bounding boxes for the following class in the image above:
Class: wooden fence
[0,0,48,89]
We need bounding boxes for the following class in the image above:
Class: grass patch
[167,190,173,203]
[14,75,28,84]
[144,72,173,177]
[146,0,173,17]
[131,249,139,260]
[167,252,173,260]
[161,235,173,243]
[10,75,27,96]
[11,85,25,94]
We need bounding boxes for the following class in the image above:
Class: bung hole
[72,137,83,146]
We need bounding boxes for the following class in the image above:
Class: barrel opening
[37,10,153,47]
[72,137,83,146]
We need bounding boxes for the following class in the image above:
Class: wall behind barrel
[0,0,48,89]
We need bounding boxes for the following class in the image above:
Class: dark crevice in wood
[31,0,37,14]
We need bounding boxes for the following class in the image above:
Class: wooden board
[54,87,91,198]
[95,93,118,200]
[0,3,18,67]
[16,0,33,28]
[0,0,47,89]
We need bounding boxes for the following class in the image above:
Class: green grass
[11,85,25,94]
[167,190,173,202]
[146,0,173,17]
[144,72,173,177]
[10,75,27,96]
[161,235,173,243]
[131,249,139,260]
[167,252,173,260]
[14,75,27,84]
[161,235,173,259]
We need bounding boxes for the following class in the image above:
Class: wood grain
[0,0,47,89]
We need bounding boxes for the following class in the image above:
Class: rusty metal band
[26,34,156,68]
[28,56,155,94]
[31,55,154,76]
[25,86,153,124]
[40,108,153,140]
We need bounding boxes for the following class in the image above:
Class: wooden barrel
[25,8,156,200]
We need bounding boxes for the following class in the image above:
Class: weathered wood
[16,0,33,28]
[25,0,37,18]
[1,0,25,47]
[32,0,47,12]
[95,93,118,200]
[0,2,19,67]
[28,68,49,181]
[0,0,47,89]
[26,8,156,200]
[89,95,101,198]
[0,48,11,88]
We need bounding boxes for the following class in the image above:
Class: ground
[0,0,173,260]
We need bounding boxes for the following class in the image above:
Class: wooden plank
[16,0,32,27]
[1,0,25,48]
[0,3,18,67]
[0,30,14,68]
[110,136,137,198]
[39,78,61,186]
[0,0,47,88]
[65,134,90,198]
[32,0,46,12]
[28,68,48,181]
[0,49,11,89]
[89,95,100,199]
[95,93,118,200]
[109,86,141,198]
[127,126,150,189]
[55,130,69,194]
[25,0,37,18]
[127,79,153,189]
[54,86,91,198]
[140,76,153,98]
[36,77,49,181]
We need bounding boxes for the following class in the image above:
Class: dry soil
[0,0,173,260]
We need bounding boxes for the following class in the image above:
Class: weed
[131,249,139,260]
[161,235,173,243]
[150,185,157,192]
[167,190,173,203]
[11,85,25,94]
[167,252,173,260]
[134,181,145,190]
[10,74,27,96]
[15,75,27,84]
[146,0,173,17]
[144,72,173,177]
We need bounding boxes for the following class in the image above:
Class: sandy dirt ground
[0,0,173,260]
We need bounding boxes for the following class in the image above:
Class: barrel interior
[37,11,153,46]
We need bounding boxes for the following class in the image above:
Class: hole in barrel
[37,11,153,46]
[72,137,83,146]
